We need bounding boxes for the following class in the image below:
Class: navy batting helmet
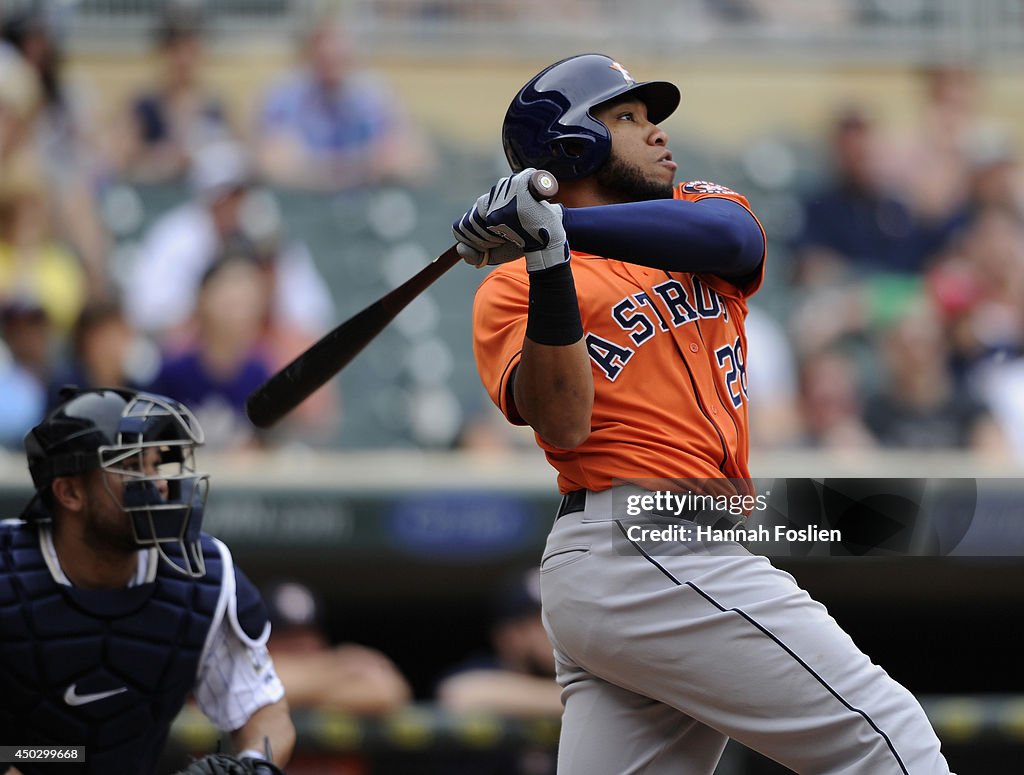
[502,54,680,181]
[24,386,210,577]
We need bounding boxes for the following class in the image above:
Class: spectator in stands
[928,205,1024,378]
[436,569,559,775]
[0,336,44,449]
[745,305,803,451]
[974,352,1024,462]
[797,346,876,451]
[145,254,272,451]
[46,299,154,410]
[263,579,411,715]
[253,16,436,192]
[883,65,985,229]
[1,2,111,298]
[0,296,53,390]
[786,278,871,359]
[792,106,933,284]
[960,126,1024,226]
[125,140,334,344]
[0,26,40,169]
[438,569,560,717]
[0,166,87,333]
[114,2,232,183]
[928,204,1024,460]
[262,579,411,775]
[862,299,1006,454]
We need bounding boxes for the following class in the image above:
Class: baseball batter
[453,54,953,774]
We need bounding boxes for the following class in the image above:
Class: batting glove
[453,192,525,268]
[452,169,569,272]
[484,169,568,273]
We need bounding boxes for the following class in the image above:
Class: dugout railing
[164,696,1024,773]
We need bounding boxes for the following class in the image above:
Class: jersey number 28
[714,338,747,408]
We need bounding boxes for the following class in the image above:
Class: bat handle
[527,169,559,200]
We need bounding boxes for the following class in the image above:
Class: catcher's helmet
[502,53,680,181]
[24,387,210,577]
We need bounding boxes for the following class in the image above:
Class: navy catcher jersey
[0,522,269,775]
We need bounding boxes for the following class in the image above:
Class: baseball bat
[245,169,559,429]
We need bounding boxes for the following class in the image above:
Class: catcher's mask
[24,387,210,577]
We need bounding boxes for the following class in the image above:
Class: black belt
[555,489,741,532]
[556,489,588,519]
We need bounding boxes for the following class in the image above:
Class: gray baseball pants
[539,486,954,774]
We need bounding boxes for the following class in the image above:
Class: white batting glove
[482,169,568,273]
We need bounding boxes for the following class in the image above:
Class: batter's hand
[453,169,569,272]
[453,193,525,268]
[485,169,568,272]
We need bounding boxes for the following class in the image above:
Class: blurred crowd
[1,2,1022,462]
[751,65,1024,461]
[0,1,436,452]
[159,572,556,775]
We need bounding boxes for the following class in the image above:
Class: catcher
[0,388,293,774]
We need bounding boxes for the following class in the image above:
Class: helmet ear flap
[555,139,588,161]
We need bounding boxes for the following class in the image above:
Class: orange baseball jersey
[472,181,767,494]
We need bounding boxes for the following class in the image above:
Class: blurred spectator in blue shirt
[254,16,436,192]
[0,295,53,390]
[114,2,232,183]
[793,107,934,285]
[0,335,44,449]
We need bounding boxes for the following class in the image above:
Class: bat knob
[528,169,559,200]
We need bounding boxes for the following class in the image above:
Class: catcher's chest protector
[0,524,225,775]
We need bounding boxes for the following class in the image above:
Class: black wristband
[526,261,584,346]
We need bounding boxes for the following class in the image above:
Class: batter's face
[592,98,677,202]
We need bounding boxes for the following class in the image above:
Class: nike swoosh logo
[64,683,128,706]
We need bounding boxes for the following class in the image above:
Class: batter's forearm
[512,261,593,449]
[515,336,593,450]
